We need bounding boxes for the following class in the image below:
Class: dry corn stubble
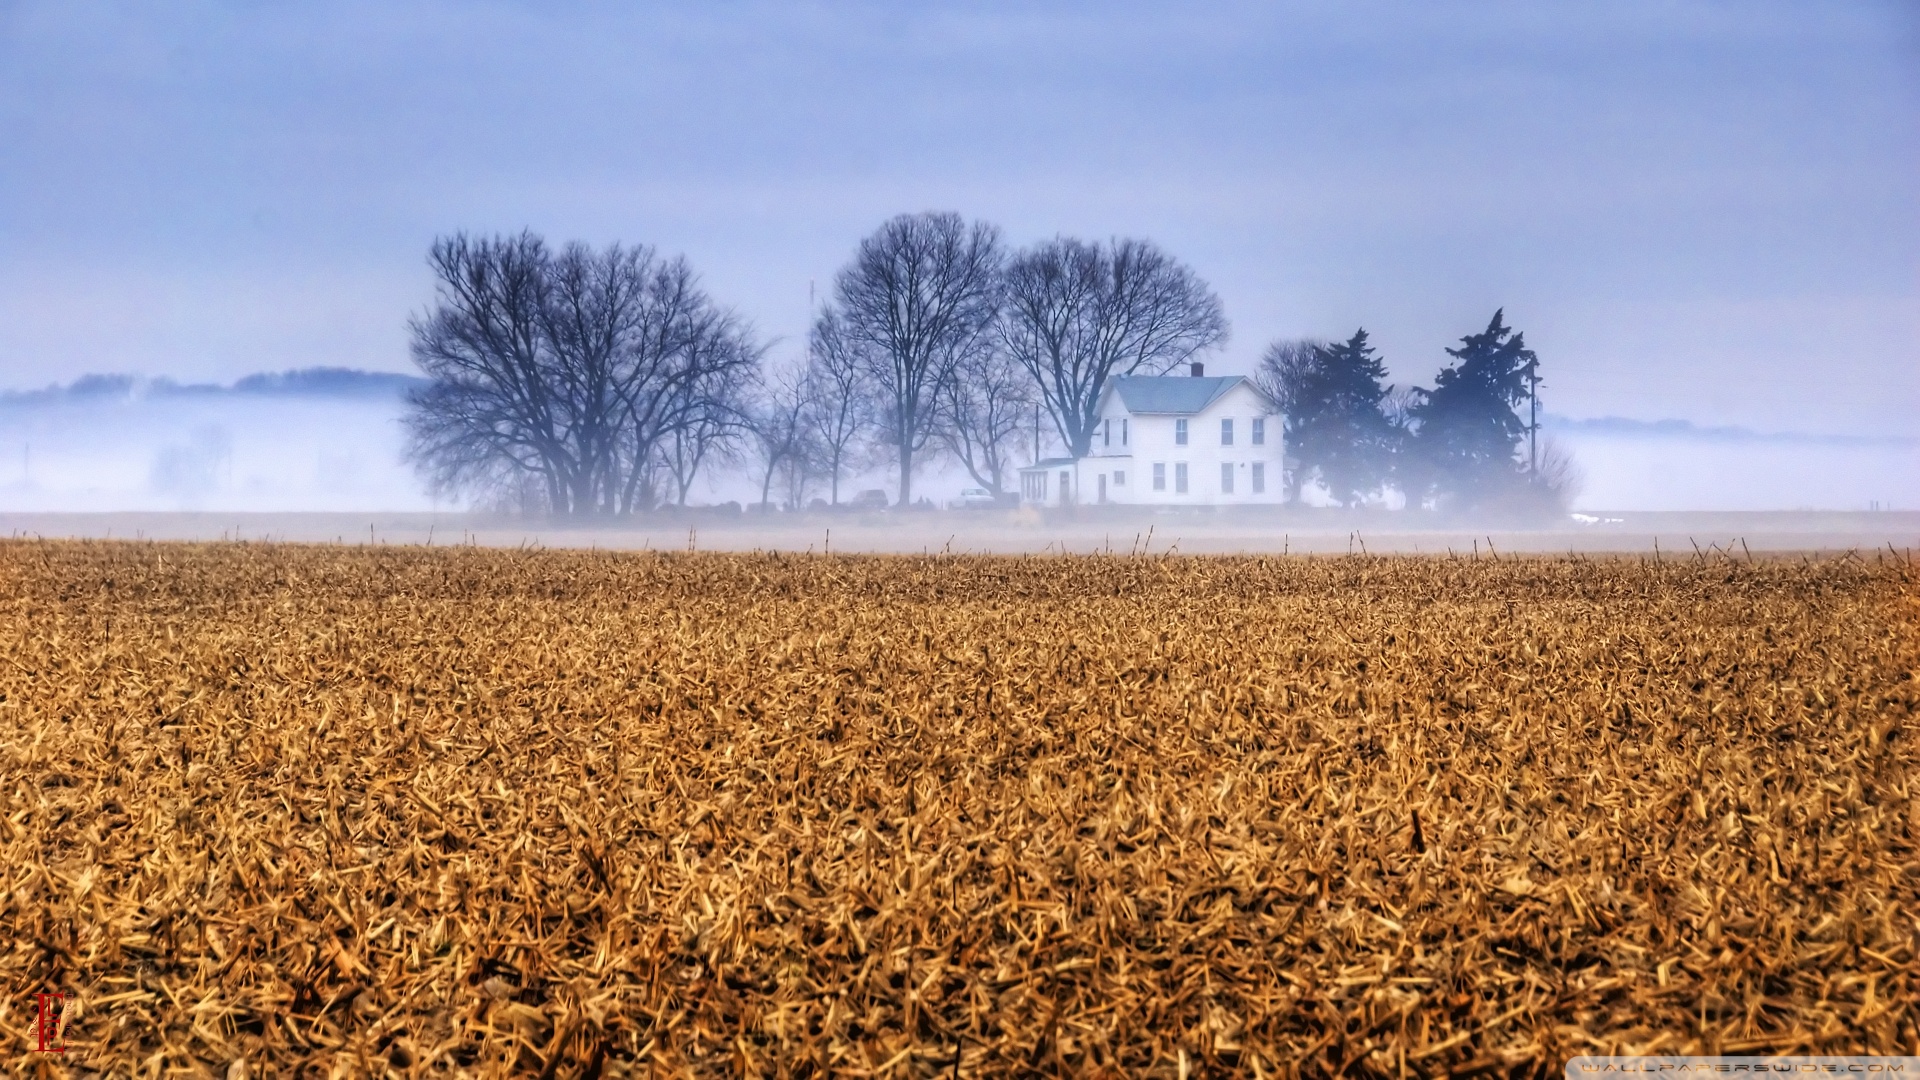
[0,541,1916,1077]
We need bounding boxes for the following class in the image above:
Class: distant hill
[229,368,427,398]
[0,367,428,406]
[1542,413,1916,447]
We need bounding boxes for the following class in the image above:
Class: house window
[1103,419,1110,448]
[1174,463,1188,493]
[1121,419,1128,445]
[1252,461,1265,493]
[1221,418,1233,446]
[1221,462,1234,493]
[1114,470,1125,486]
[1152,463,1166,491]
[1174,419,1188,446]
[1252,417,1265,446]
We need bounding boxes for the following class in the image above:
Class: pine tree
[1288,328,1396,507]
[1406,309,1537,509]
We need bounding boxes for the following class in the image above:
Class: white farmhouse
[1019,363,1283,506]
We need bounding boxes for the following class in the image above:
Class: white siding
[1081,382,1284,505]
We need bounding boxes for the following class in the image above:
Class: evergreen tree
[1287,328,1397,507]
[1406,309,1537,508]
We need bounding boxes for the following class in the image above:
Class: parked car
[953,487,999,509]
[848,489,890,511]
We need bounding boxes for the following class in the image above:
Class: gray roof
[1108,374,1264,415]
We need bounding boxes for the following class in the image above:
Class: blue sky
[1,1,1914,434]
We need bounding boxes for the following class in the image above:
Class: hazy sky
[2,1,1915,435]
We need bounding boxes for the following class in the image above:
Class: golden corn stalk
[1,541,1915,1076]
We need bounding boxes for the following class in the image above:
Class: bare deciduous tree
[1000,237,1227,459]
[745,362,816,512]
[1254,337,1330,503]
[405,233,570,510]
[1534,435,1585,510]
[1252,338,1325,419]
[828,212,1003,505]
[804,310,875,505]
[608,271,758,514]
[404,232,758,516]
[655,364,748,507]
[775,440,817,511]
[936,343,1032,498]
[543,248,621,506]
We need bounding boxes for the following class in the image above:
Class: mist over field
[0,370,1912,517]
[1544,421,1919,513]
[0,372,432,513]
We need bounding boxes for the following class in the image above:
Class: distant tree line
[403,214,1224,514]
[403,213,1573,515]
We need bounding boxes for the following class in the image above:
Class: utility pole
[1526,354,1540,481]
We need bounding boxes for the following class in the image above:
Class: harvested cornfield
[1,542,1916,1077]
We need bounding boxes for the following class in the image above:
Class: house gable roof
[1105,374,1270,416]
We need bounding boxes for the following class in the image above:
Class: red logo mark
[34,992,66,1053]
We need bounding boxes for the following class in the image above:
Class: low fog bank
[1546,418,1918,513]
[0,375,434,513]
[2,508,1914,556]
[0,372,1913,515]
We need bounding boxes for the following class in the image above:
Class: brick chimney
[1189,362,1205,377]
